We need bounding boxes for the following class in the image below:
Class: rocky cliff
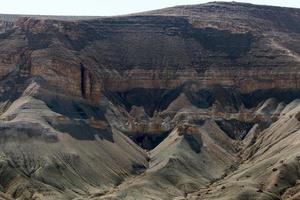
[0,2,299,200]
[1,2,300,98]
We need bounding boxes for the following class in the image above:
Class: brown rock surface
[0,2,299,200]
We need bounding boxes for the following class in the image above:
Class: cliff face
[0,2,300,200]
[0,2,299,101]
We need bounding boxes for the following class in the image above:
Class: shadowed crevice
[216,120,254,140]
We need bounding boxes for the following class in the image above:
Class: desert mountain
[0,2,299,200]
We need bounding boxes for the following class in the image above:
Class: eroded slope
[0,2,299,200]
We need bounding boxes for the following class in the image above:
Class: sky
[0,0,299,16]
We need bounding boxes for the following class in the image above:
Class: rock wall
[0,2,299,100]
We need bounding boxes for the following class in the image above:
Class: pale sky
[0,0,299,16]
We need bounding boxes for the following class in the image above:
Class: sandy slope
[185,101,300,200]
[92,91,300,200]
[0,82,148,199]
[0,2,299,200]
[2,81,300,200]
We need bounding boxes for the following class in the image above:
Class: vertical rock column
[80,63,102,104]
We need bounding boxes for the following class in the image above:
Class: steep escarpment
[0,2,299,200]
[0,2,299,99]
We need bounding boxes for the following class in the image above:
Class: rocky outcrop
[0,2,299,200]
[0,2,299,100]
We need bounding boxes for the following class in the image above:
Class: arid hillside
[0,2,299,200]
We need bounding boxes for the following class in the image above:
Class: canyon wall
[0,3,299,103]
